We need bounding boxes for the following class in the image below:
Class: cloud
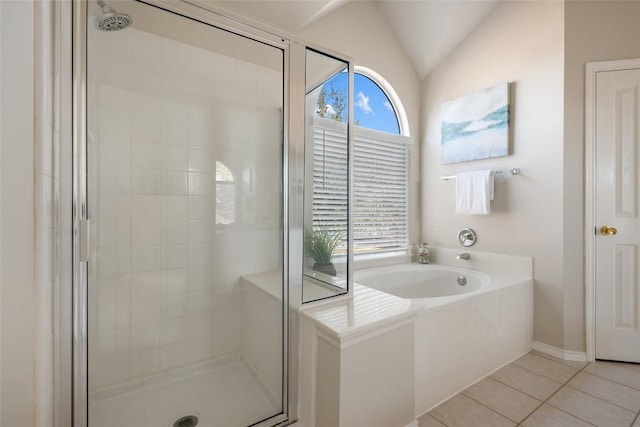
[325,104,337,116]
[384,100,394,112]
[356,91,373,114]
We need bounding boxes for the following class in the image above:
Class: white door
[595,68,640,362]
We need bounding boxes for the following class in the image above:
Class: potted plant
[304,227,342,276]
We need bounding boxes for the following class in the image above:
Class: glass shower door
[84,1,285,426]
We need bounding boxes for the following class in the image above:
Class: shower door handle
[79,219,91,262]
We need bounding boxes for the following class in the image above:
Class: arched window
[216,161,235,225]
[313,68,411,256]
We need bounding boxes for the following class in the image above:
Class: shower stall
[67,1,353,426]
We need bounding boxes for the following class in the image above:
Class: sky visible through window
[319,72,400,135]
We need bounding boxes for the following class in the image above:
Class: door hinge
[79,219,90,263]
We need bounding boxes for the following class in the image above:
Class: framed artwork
[441,83,509,164]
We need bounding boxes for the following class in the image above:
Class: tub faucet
[457,253,470,260]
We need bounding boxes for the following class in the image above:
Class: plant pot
[312,262,336,276]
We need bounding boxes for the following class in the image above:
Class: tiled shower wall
[87,24,283,391]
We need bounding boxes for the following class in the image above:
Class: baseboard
[532,341,588,362]
[404,421,419,427]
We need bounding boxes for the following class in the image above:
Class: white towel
[455,170,494,215]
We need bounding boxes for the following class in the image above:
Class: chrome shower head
[95,0,132,32]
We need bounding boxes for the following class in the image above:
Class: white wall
[296,1,422,248]
[421,2,566,348]
[1,1,35,425]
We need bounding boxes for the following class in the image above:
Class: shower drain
[172,415,199,427]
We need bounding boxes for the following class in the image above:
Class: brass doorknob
[600,226,618,236]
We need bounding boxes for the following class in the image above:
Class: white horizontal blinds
[312,117,348,254]
[312,117,410,256]
[353,127,410,255]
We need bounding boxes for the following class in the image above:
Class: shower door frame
[68,1,329,425]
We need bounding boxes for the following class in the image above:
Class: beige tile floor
[418,351,640,427]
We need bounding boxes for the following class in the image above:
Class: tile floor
[418,350,640,427]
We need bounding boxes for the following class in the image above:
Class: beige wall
[1,0,35,425]
[563,1,640,352]
[421,2,566,348]
[296,1,422,247]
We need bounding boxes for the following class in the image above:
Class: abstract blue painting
[441,83,509,164]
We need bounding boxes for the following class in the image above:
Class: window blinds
[312,117,410,256]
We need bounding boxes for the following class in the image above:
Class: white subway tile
[130,221,162,246]
[188,196,215,220]
[130,195,162,220]
[163,244,187,269]
[98,84,129,112]
[130,348,160,377]
[163,147,187,171]
[92,354,130,388]
[163,221,187,245]
[131,168,162,195]
[187,266,216,291]
[130,245,162,272]
[187,289,214,315]
[97,247,119,275]
[161,120,188,147]
[187,336,212,363]
[95,329,118,359]
[117,221,131,247]
[131,143,162,168]
[117,195,131,222]
[188,124,215,150]
[98,140,118,167]
[98,165,119,193]
[130,322,160,352]
[96,302,118,332]
[130,271,163,299]
[117,246,131,273]
[162,171,188,195]
[188,148,216,172]
[97,220,118,248]
[162,196,187,220]
[98,111,119,141]
[162,293,187,319]
[187,243,217,267]
[160,342,187,370]
[116,300,130,329]
[116,168,131,194]
[160,318,187,345]
[117,141,131,167]
[188,172,215,196]
[187,312,213,339]
[162,269,187,295]
[131,63,163,97]
[187,220,216,243]
[130,296,162,326]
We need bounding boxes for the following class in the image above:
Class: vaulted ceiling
[214,0,500,78]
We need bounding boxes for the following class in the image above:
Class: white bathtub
[355,264,488,298]
[300,249,534,427]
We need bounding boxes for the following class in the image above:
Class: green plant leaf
[304,227,343,265]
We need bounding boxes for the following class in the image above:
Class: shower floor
[89,358,280,427]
